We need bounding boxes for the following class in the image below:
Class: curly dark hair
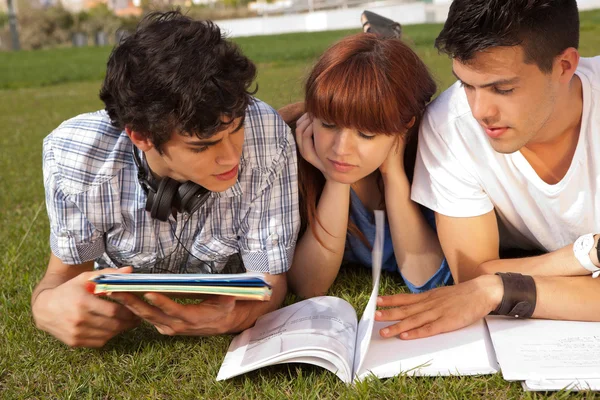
[99,11,257,152]
[435,0,579,73]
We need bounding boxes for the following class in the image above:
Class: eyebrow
[184,116,245,147]
[452,69,520,89]
[185,138,222,147]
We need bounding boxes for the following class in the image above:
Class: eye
[460,81,474,91]
[190,146,208,154]
[358,131,376,140]
[493,87,515,95]
[320,121,337,129]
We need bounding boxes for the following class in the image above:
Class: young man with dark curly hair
[375,0,600,339]
[32,11,299,348]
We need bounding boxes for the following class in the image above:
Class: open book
[486,316,600,391]
[217,211,499,383]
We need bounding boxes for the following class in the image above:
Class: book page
[486,316,600,381]
[352,210,384,379]
[522,379,600,392]
[356,319,498,380]
[217,296,358,382]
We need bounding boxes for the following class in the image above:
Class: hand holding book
[87,272,274,336]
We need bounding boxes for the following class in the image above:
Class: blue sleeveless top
[343,189,453,293]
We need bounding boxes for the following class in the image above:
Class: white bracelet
[573,233,600,278]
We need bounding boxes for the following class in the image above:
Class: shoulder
[423,81,473,134]
[242,98,294,170]
[420,81,489,155]
[577,56,600,92]
[43,110,133,195]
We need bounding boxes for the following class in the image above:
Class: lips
[214,165,239,181]
[329,159,356,173]
[484,126,508,139]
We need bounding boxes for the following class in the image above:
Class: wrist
[478,274,504,313]
[323,179,351,191]
[31,287,53,323]
[381,170,410,190]
[489,272,537,318]
[32,287,52,308]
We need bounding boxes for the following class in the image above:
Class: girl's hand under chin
[295,113,329,176]
[379,135,407,178]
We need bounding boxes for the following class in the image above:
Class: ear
[555,47,580,84]
[405,116,417,130]
[125,126,154,152]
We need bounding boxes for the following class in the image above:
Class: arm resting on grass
[373,212,600,340]
[31,253,139,348]
[383,171,445,288]
[478,235,600,277]
[376,273,600,340]
[288,181,351,298]
[435,212,598,283]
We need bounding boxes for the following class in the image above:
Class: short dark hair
[435,0,579,73]
[100,11,257,151]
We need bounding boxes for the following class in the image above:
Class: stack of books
[87,273,272,301]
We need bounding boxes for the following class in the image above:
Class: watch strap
[574,233,600,278]
[596,235,600,278]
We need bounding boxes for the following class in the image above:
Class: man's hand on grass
[32,266,141,348]
[375,275,503,340]
[109,292,242,336]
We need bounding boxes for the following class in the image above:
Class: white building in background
[59,0,86,12]
[217,0,600,38]
[217,0,450,37]
[248,0,293,14]
[107,0,142,16]
[191,0,219,5]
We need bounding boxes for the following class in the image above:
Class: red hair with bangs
[298,33,437,247]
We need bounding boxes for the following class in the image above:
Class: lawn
[2,10,600,399]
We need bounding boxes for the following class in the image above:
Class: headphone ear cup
[178,182,210,215]
[151,178,180,221]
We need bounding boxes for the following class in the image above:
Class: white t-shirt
[411,56,600,252]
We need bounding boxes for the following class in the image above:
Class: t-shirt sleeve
[43,139,106,265]
[410,111,493,217]
[238,122,300,275]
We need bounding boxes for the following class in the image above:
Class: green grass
[2,10,600,399]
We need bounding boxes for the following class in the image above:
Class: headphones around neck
[132,147,211,222]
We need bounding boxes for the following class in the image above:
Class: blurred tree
[7,0,20,50]
[80,4,121,43]
[0,12,8,28]
[19,6,73,49]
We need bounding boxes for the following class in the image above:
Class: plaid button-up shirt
[43,99,299,274]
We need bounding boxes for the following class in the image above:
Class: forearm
[288,181,350,298]
[384,173,444,287]
[484,274,600,321]
[226,273,288,333]
[478,235,600,278]
[32,255,93,308]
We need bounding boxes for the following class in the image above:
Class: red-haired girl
[288,33,452,298]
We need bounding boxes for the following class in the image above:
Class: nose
[331,129,354,156]
[215,135,240,166]
[470,90,499,123]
